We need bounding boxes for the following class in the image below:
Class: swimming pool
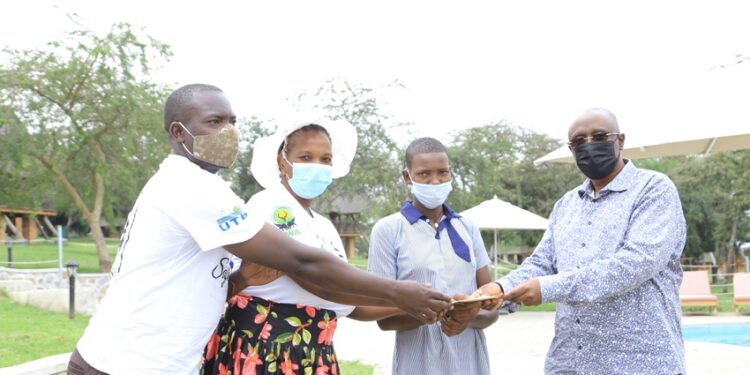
[683,323,750,346]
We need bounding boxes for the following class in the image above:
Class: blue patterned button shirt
[498,160,686,374]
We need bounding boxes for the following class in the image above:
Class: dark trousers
[67,348,109,375]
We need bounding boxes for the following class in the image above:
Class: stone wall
[0,266,110,315]
[0,352,70,374]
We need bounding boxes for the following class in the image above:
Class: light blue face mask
[284,154,333,199]
[409,176,453,209]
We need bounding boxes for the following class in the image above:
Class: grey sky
[2,0,749,147]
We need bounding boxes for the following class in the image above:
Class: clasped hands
[438,278,543,336]
[439,293,482,336]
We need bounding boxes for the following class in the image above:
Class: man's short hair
[405,137,448,169]
[163,84,223,131]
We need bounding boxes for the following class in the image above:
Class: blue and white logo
[217,207,248,231]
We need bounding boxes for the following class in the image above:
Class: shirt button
[576,318,580,324]
[577,345,583,350]
[581,242,586,247]
[587,221,592,225]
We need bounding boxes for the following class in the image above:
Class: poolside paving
[335,312,750,374]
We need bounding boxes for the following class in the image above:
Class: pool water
[682,324,750,346]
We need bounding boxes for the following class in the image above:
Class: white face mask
[409,174,453,209]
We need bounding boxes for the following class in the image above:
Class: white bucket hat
[251,116,358,189]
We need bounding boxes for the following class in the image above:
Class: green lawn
[348,255,368,269]
[0,289,373,372]
[711,284,735,312]
[340,361,375,374]
[0,289,91,367]
[3,237,119,273]
[517,303,557,312]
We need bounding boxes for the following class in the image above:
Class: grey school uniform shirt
[368,201,492,375]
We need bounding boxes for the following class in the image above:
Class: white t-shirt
[76,155,264,375]
[238,184,355,317]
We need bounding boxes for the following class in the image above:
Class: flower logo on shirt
[272,206,297,230]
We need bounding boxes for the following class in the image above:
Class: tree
[680,152,750,267]
[298,80,407,222]
[226,117,274,201]
[0,23,171,272]
[448,122,580,247]
[643,152,750,268]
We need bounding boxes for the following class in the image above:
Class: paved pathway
[335,312,750,374]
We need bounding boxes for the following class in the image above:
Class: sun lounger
[733,273,750,314]
[679,270,717,314]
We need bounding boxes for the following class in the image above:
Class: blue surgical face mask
[283,154,333,199]
[409,174,453,209]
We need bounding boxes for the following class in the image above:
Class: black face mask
[574,140,618,180]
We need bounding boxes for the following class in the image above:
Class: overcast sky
[2,0,749,148]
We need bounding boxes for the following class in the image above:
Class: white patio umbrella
[460,196,548,277]
[534,132,750,166]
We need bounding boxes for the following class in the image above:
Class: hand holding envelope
[471,282,505,310]
[503,278,541,306]
[441,293,481,336]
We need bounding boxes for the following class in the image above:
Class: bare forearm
[292,276,393,307]
[377,313,424,331]
[349,307,401,321]
[467,310,499,329]
[226,224,398,301]
[294,261,398,301]
[226,224,451,322]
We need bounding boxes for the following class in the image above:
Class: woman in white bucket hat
[202,117,401,375]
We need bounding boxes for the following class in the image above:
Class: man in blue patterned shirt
[477,108,687,374]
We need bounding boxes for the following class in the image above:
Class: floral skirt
[201,294,339,375]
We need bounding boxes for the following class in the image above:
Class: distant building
[316,193,371,259]
[0,206,58,242]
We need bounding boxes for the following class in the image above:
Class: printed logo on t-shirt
[212,257,232,287]
[272,206,300,236]
[217,206,248,232]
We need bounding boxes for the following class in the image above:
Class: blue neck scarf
[399,200,471,262]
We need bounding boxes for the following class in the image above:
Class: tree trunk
[87,216,112,272]
[727,209,740,273]
[37,155,112,272]
[88,157,111,272]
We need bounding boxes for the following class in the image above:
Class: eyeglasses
[567,132,621,149]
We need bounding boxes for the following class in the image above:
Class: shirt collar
[400,200,472,262]
[400,200,460,224]
[578,159,637,197]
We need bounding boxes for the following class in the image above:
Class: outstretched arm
[225,223,451,322]
[377,313,425,331]
[534,178,685,304]
[290,275,393,306]
[503,178,686,306]
[349,306,402,321]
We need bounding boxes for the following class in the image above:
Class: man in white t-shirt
[68,84,452,375]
